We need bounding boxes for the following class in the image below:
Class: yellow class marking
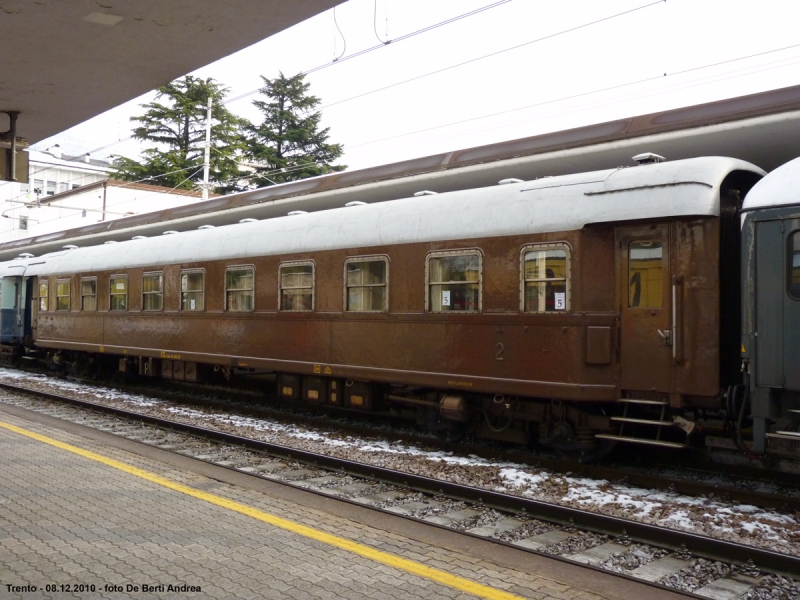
[0,420,526,600]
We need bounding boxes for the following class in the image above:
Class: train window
[521,244,570,313]
[181,270,205,311]
[142,272,163,311]
[790,232,800,300]
[38,279,48,311]
[225,266,255,312]
[629,241,663,308]
[279,261,314,311]
[81,277,97,311]
[56,278,70,311]
[344,256,388,312]
[109,275,127,311]
[426,250,481,312]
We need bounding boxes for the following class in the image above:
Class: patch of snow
[661,510,696,530]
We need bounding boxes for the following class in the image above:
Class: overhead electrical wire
[224,0,512,103]
[1,163,202,209]
[21,50,800,222]
[27,165,207,226]
[209,146,329,185]
[20,0,795,188]
[373,0,388,45]
[318,0,665,110]
[333,5,346,62]
[51,1,512,165]
[49,0,638,164]
[346,41,800,149]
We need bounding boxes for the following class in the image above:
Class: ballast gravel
[541,531,606,556]
[659,558,732,592]
[595,544,669,572]
[1,369,799,559]
[744,574,800,600]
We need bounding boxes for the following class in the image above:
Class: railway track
[2,380,799,599]
[25,372,800,512]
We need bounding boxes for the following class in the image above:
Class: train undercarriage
[13,346,796,467]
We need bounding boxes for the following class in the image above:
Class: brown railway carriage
[22,157,764,451]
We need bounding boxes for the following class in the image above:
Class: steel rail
[62,374,800,509]
[3,380,800,580]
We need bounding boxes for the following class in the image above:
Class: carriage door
[617,224,672,393]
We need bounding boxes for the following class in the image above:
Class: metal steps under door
[595,398,687,449]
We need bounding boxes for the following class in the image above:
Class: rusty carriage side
[11,156,763,454]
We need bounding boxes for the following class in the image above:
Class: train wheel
[434,421,471,443]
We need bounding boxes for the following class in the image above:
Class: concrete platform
[0,403,690,599]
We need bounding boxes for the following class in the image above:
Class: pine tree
[244,73,345,186]
[112,76,246,193]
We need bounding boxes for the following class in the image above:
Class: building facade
[0,146,209,242]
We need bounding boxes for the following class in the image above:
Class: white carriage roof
[742,156,800,211]
[15,156,762,277]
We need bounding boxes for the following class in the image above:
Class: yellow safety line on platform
[0,420,527,600]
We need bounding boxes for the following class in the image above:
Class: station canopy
[0,0,338,145]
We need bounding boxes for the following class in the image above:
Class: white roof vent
[345,201,367,207]
[239,218,258,223]
[632,152,666,165]
[498,178,524,185]
[62,245,78,250]
[288,211,308,216]
[17,253,34,259]
[131,236,147,240]
[414,190,437,197]
[198,225,215,230]
[104,240,118,244]
[162,230,179,235]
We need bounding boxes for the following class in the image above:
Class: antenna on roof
[414,190,437,197]
[162,230,179,235]
[345,201,367,207]
[62,245,78,250]
[239,218,258,223]
[132,236,147,240]
[198,225,215,230]
[498,178,524,185]
[288,211,308,216]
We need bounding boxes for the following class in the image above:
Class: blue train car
[741,157,800,453]
[0,259,33,347]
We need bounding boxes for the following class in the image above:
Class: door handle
[658,329,672,346]
[672,276,683,363]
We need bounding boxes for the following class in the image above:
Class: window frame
[627,239,664,309]
[425,249,483,313]
[519,242,572,314]
[55,278,70,312]
[142,271,164,312]
[180,268,205,312]
[38,278,48,312]
[80,277,97,312]
[278,260,315,312]
[109,274,128,312]
[789,230,800,301]
[224,264,256,312]
[343,255,389,313]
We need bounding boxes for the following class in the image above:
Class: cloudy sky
[35,0,800,172]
